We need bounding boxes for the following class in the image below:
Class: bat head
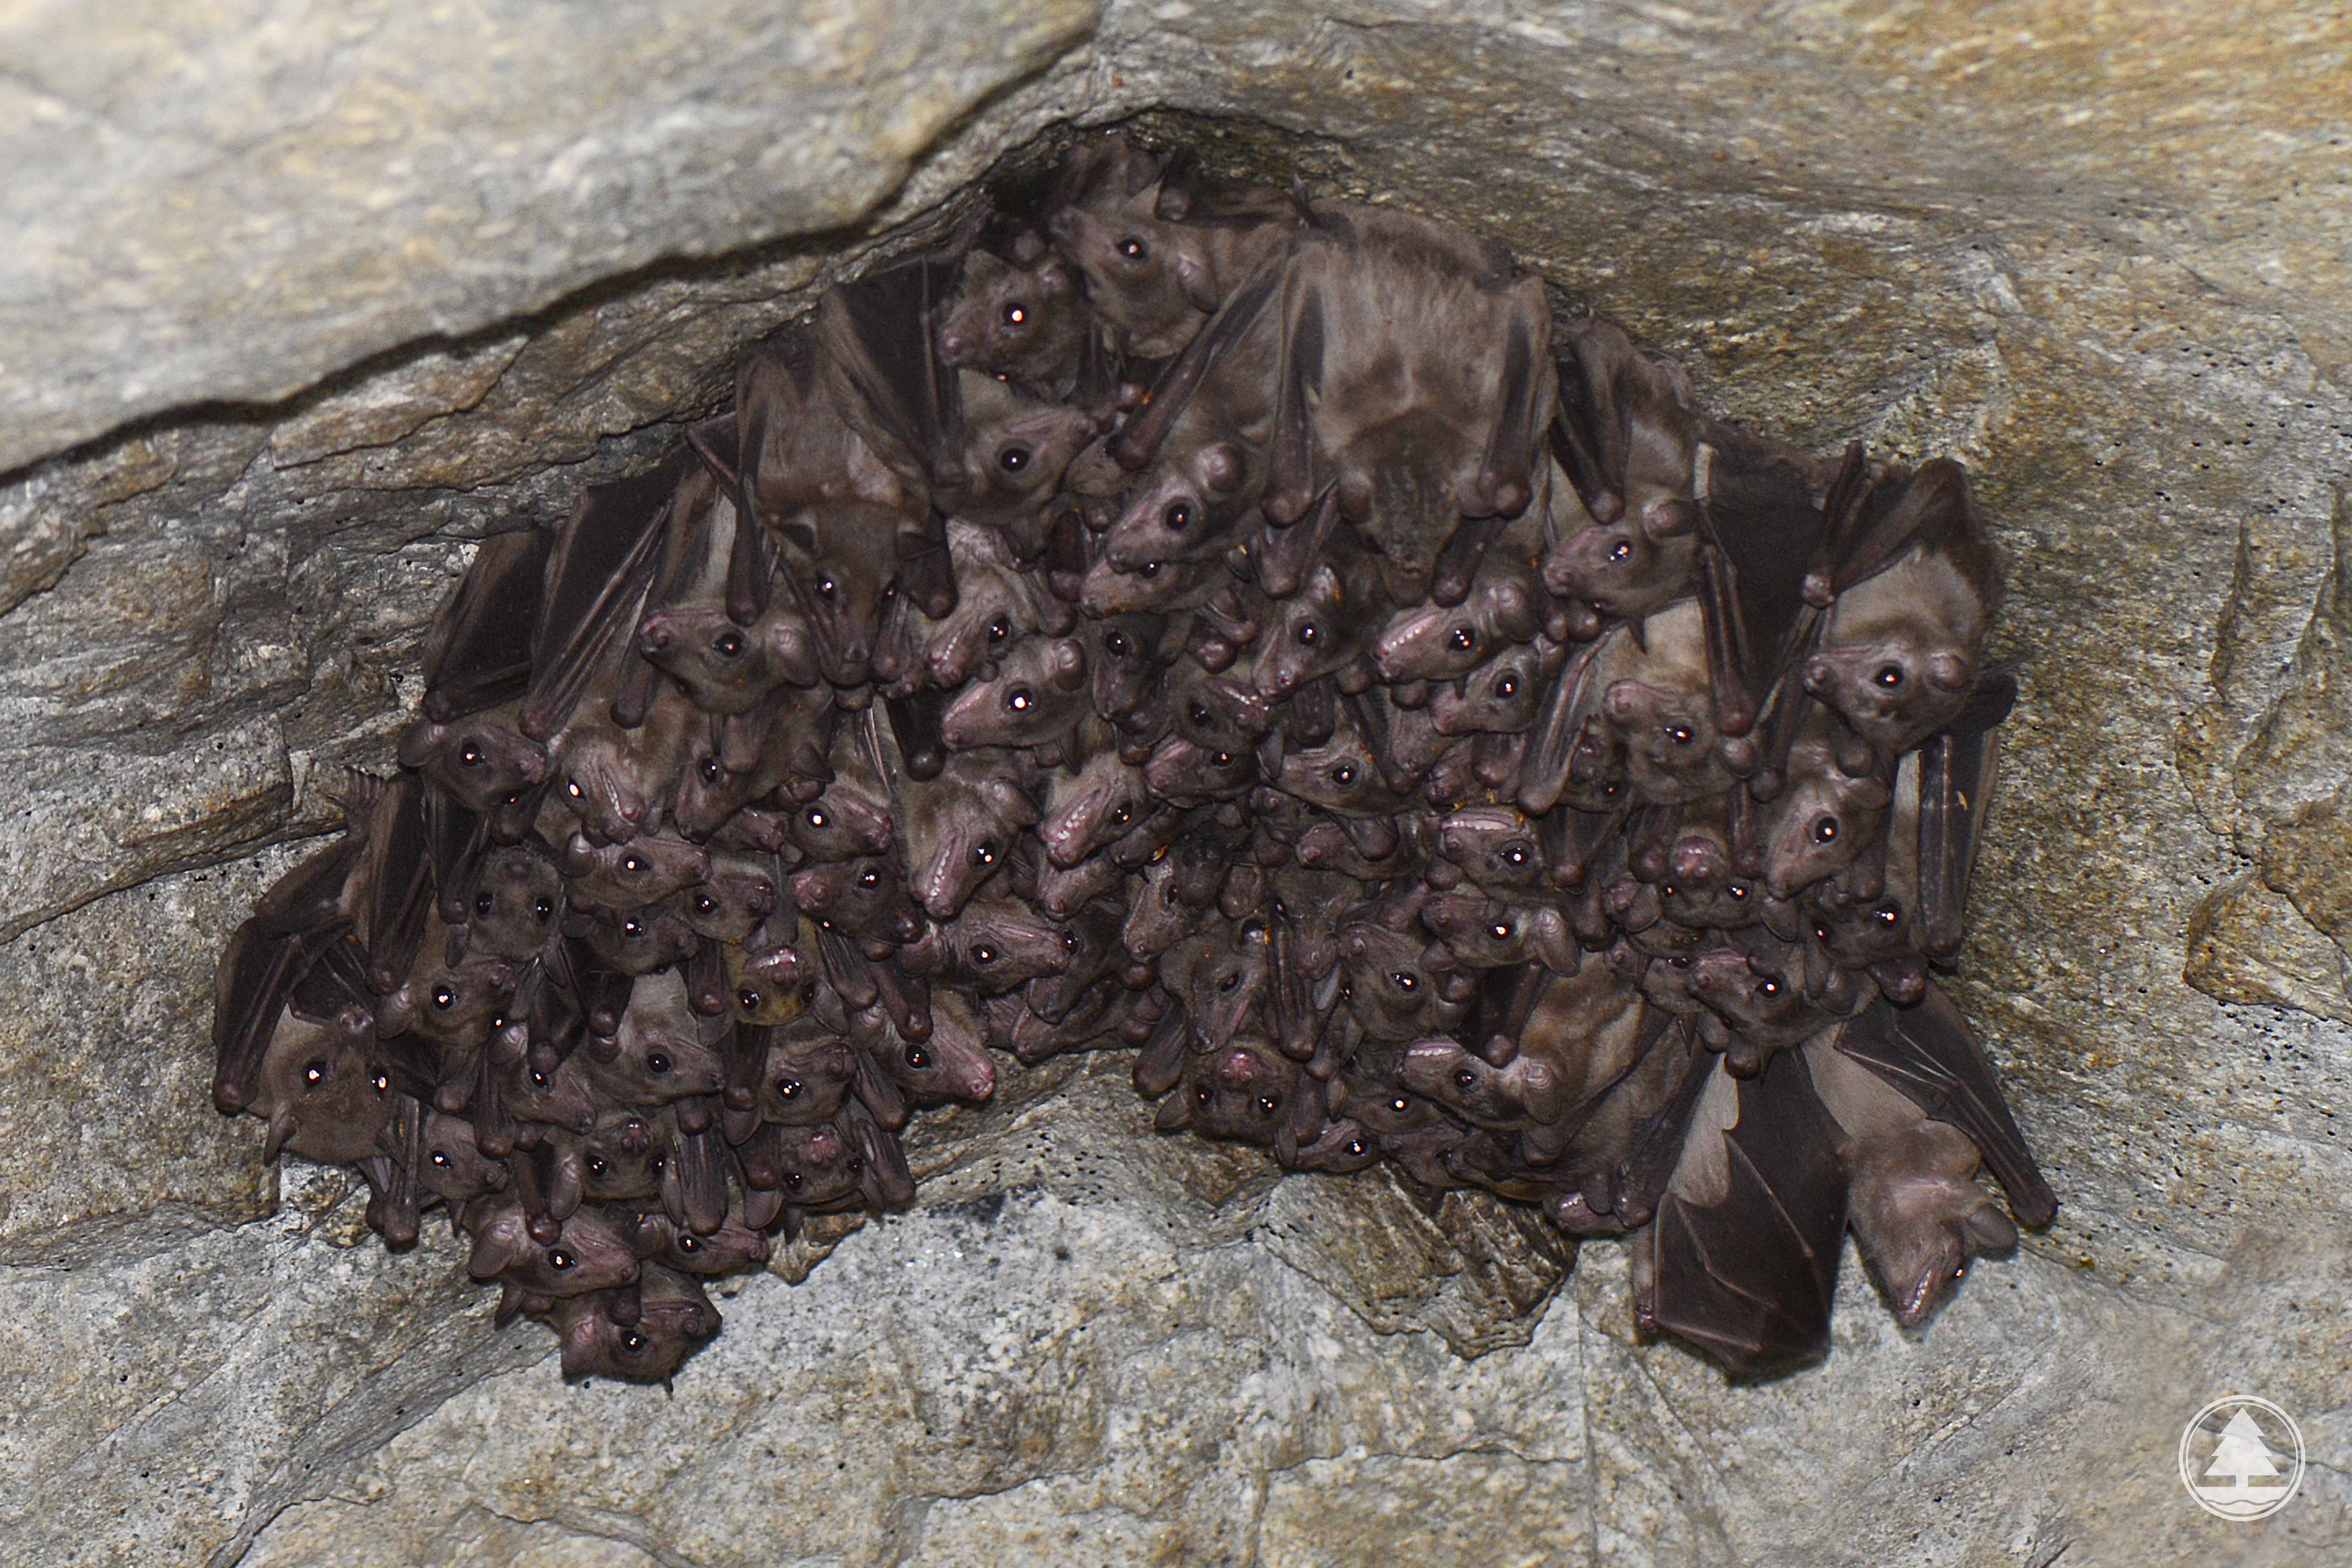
[942,894,1073,990]
[634,1209,772,1276]
[1157,1040,1300,1144]
[562,901,699,977]
[505,1053,598,1135]
[768,1120,860,1207]
[1433,646,1546,736]
[463,1198,638,1296]
[882,1011,997,1106]
[550,728,658,847]
[1040,752,1149,870]
[681,857,778,946]
[1102,436,1258,573]
[561,830,710,912]
[756,1021,857,1125]
[1604,678,1725,804]
[939,637,1088,749]
[1141,734,1257,801]
[1436,806,1542,889]
[1046,158,1225,357]
[416,1110,509,1205]
[1402,1037,1563,1126]
[1802,634,1976,759]
[1764,742,1893,900]
[1372,575,1538,683]
[1338,922,1465,1041]
[555,1272,720,1382]
[637,602,819,714]
[1544,514,1698,622]
[947,371,1098,526]
[1183,926,1271,1052]
[398,711,548,815]
[1846,1119,2018,1327]
[937,243,1086,383]
[921,559,1037,689]
[789,856,924,947]
[1080,552,1216,616]
[443,844,561,964]
[784,776,895,862]
[252,1014,395,1166]
[907,772,1034,920]
[1082,612,1166,729]
[568,1110,664,1203]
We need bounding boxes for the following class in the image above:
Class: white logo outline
[2178,1394,2304,1522]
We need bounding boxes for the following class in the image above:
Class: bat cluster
[211,133,2054,1384]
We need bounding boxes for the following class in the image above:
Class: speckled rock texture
[2,3,2347,1565]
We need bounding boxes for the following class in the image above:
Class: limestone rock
[4,2,2351,1564]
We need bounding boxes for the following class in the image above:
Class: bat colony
[210,133,2054,1384]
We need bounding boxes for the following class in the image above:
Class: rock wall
[2,3,2347,1564]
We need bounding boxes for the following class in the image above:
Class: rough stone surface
[4,2,2350,1564]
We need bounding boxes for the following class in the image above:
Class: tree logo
[2178,1395,2304,1521]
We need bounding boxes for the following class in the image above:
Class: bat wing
[1834,987,2056,1226]
[820,253,961,497]
[421,530,547,722]
[1650,1047,1849,1378]
[1517,636,1605,814]
[1110,261,1286,472]
[1916,667,2017,956]
[521,449,688,740]
[1695,429,1822,738]
[355,771,432,993]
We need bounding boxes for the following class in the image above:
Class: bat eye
[999,444,1032,474]
[1111,803,1132,825]
[566,780,584,799]
[1608,539,1633,562]
[1449,626,1476,652]
[372,1071,390,1094]
[785,1171,803,1189]
[622,1331,648,1354]
[989,614,1011,643]
[699,757,722,784]
[905,1043,929,1069]
[1505,846,1527,866]
[1727,883,1748,900]
[858,869,881,889]
[474,890,495,915]
[1188,701,1211,725]
[1219,971,1240,992]
[1758,978,1781,996]
[678,1234,699,1254]
[1213,751,1233,768]
[971,843,996,867]
[1667,724,1694,745]
[1455,1068,1477,1088]
[1256,1094,1280,1115]
[432,986,456,1010]
[1345,1138,1368,1157]
[1007,687,1034,712]
[1811,817,1839,844]
[548,1249,574,1271]
[587,1156,608,1178]
[646,1051,671,1075]
[1296,621,1320,646]
[430,1150,452,1168]
[807,808,827,828]
[1063,930,1081,954]
[1106,632,1133,658]
[973,944,995,963]
[1875,903,1902,926]
[1815,924,1834,943]
[457,743,483,768]
[1163,500,1192,532]
[777,1077,803,1099]
[622,854,644,873]
[649,1156,664,1174]
[302,1060,327,1086]
[714,631,745,659]
[1660,884,1678,900]
[816,577,837,601]
[1331,763,1356,785]
[1489,922,1511,940]
[739,988,762,1011]
[1496,673,1519,697]
[622,919,645,938]
[1136,561,1161,579]
[1116,236,1149,260]
[531,1070,549,1087]
[1388,1096,1410,1114]
[1003,301,1028,326]
[1391,971,1417,992]
[1875,664,1905,687]
[695,894,717,914]
[1196,1085,1213,1104]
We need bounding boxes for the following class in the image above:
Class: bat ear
[1173,252,1219,313]
[1927,651,1972,691]
[1037,257,1074,295]
[1050,639,1089,689]
[1202,443,1245,493]
[468,1223,521,1281]
[775,518,819,557]
[1851,777,1892,810]
[1008,229,1046,265]
[396,720,445,770]
[1154,1090,1195,1131]
[1642,496,1698,539]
